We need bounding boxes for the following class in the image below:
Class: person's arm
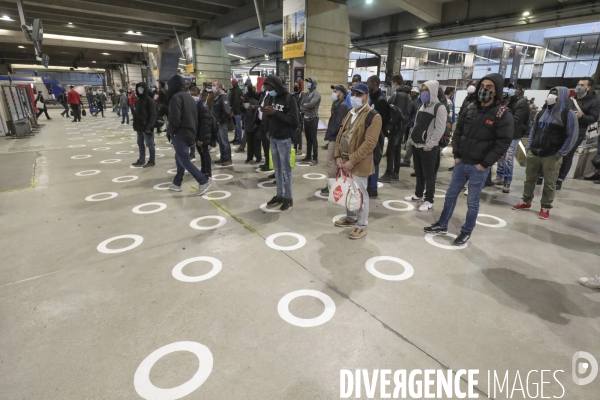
[222,95,231,116]
[398,93,411,118]
[169,95,182,129]
[525,124,534,151]
[302,90,321,109]
[377,97,391,126]
[579,97,600,127]
[482,110,514,168]
[557,109,580,157]
[452,108,467,159]
[514,99,530,126]
[349,113,382,166]
[332,103,348,133]
[146,99,157,132]
[425,104,448,149]
[334,114,350,159]
[272,96,299,127]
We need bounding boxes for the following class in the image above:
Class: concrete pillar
[193,39,231,86]
[386,42,403,84]
[305,0,350,124]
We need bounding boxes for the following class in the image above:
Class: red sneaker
[538,207,550,219]
[512,202,531,211]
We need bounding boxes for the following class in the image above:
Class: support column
[194,39,231,86]
[385,41,403,84]
[305,0,350,124]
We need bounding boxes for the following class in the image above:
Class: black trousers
[304,118,319,160]
[413,146,440,203]
[198,143,211,177]
[259,124,271,168]
[246,130,262,162]
[71,104,81,121]
[36,106,51,120]
[385,126,405,174]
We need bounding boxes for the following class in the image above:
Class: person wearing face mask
[346,74,362,109]
[512,87,578,219]
[404,81,448,212]
[229,78,244,145]
[300,77,321,165]
[128,88,137,121]
[211,80,233,166]
[293,78,306,155]
[262,75,300,211]
[366,75,390,198]
[559,77,600,186]
[119,89,129,125]
[189,86,213,178]
[320,84,349,195]
[131,82,158,168]
[424,73,513,246]
[333,83,382,240]
[493,83,531,193]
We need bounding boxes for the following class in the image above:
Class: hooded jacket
[301,77,321,119]
[119,92,128,108]
[507,93,531,139]
[409,80,448,149]
[571,91,600,138]
[263,75,299,140]
[389,85,412,122]
[229,82,244,115]
[325,97,349,142]
[166,75,198,146]
[452,73,513,168]
[133,82,157,133]
[527,87,578,158]
[194,97,212,143]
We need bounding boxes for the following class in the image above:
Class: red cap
[232,78,238,84]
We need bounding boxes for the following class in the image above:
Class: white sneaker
[190,157,196,161]
[579,275,600,289]
[464,188,468,196]
[195,182,212,196]
[404,195,423,202]
[419,201,433,212]
[168,183,182,192]
[209,147,217,153]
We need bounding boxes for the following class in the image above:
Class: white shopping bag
[328,170,351,208]
[345,174,363,212]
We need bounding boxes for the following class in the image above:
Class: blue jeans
[234,114,242,141]
[367,165,379,191]
[438,162,490,234]
[120,107,129,124]
[129,105,135,119]
[271,137,292,199]
[137,131,155,163]
[172,136,208,186]
[216,122,231,161]
[496,139,520,185]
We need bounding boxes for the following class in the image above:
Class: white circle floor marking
[97,234,143,254]
[116,150,134,155]
[377,182,384,188]
[131,144,138,147]
[277,290,336,328]
[331,214,347,224]
[265,232,306,251]
[85,192,118,202]
[295,162,311,167]
[167,168,187,175]
[202,191,231,200]
[189,216,227,230]
[93,147,110,151]
[83,133,96,136]
[314,190,328,199]
[255,168,272,173]
[132,202,167,214]
[106,141,122,144]
[68,137,83,140]
[365,256,415,281]
[424,233,468,250]
[68,145,86,149]
[257,181,276,189]
[112,175,139,183]
[155,153,165,158]
[382,200,415,211]
[259,202,282,213]
[75,170,101,176]
[134,341,213,400]
[211,174,233,181]
[87,139,103,142]
[172,257,222,282]
[476,214,507,228]
[213,163,234,169]
[156,146,171,150]
[434,189,446,198]
[153,182,171,190]
[302,173,326,180]
[100,159,121,164]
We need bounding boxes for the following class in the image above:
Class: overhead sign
[184,37,194,73]
[498,43,512,78]
[282,0,306,59]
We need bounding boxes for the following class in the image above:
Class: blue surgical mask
[307,82,312,89]
[350,96,364,109]
[268,90,277,97]
[331,92,338,101]
[261,86,266,92]
[211,86,217,93]
[507,89,516,97]
[420,92,430,104]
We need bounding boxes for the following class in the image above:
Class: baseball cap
[350,82,369,94]
[331,84,347,95]
[232,78,238,84]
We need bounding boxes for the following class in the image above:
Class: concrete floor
[0,109,599,399]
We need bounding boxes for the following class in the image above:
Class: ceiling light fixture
[418,28,424,33]
[68,22,73,25]
[18,45,24,48]
[522,11,531,17]
[92,61,96,63]
[366,0,373,3]
[42,33,156,47]
[230,34,234,38]
[481,35,543,49]
[1,15,14,21]
[228,53,246,59]
[101,52,110,55]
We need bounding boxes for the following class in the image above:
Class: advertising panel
[283,0,306,59]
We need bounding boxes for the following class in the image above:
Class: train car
[0,75,64,104]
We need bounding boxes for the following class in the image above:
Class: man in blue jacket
[321,84,349,195]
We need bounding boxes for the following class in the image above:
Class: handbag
[36,100,44,109]
[82,109,87,116]
[268,148,296,170]
[328,170,353,209]
[573,99,599,139]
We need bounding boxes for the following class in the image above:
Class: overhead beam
[199,0,283,39]
[188,0,244,9]
[397,0,442,24]
[41,25,168,44]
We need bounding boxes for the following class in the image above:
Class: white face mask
[331,92,338,101]
[350,95,364,109]
[137,87,144,95]
[546,94,557,105]
[191,96,199,102]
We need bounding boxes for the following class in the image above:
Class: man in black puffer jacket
[166,75,211,196]
[131,82,157,168]
[425,73,513,246]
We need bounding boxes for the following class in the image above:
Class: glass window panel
[577,35,599,59]
[562,36,579,60]
[489,43,504,62]
[545,38,564,61]
[474,44,491,63]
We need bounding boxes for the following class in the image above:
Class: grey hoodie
[409,80,448,149]
[302,77,321,119]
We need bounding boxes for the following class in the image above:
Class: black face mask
[294,86,299,93]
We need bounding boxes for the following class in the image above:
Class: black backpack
[385,94,405,136]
